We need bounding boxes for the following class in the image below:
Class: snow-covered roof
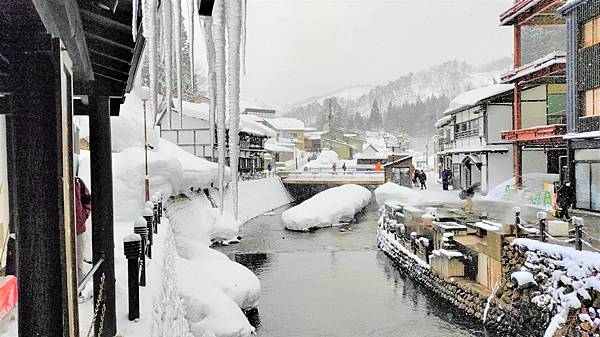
[443,84,514,115]
[382,155,413,167]
[437,145,510,155]
[355,152,390,160]
[264,139,294,153]
[434,115,454,128]
[563,131,600,140]
[160,100,276,138]
[557,0,587,14]
[305,132,324,140]
[501,52,566,84]
[263,118,305,131]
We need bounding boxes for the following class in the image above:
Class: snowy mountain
[285,57,512,137]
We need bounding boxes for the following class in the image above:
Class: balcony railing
[579,115,600,133]
[501,124,567,142]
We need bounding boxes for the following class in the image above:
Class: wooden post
[513,25,523,187]
[89,89,117,337]
[123,235,141,321]
[11,36,65,337]
[537,211,547,243]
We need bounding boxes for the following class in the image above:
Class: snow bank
[282,184,371,231]
[374,182,419,206]
[168,195,240,253]
[484,173,558,210]
[222,177,291,223]
[167,196,259,337]
[374,181,457,206]
[303,149,339,170]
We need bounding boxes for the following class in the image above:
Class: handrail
[77,256,105,294]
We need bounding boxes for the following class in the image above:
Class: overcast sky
[239,0,514,107]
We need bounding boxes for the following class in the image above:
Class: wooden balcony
[500,0,566,26]
[501,124,566,144]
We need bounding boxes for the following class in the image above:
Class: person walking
[267,162,273,176]
[342,162,347,172]
[556,181,573,221]
[461,182,479,214]
[75,177,92,281]
[418,170,427,190]
[441,169,449,190]
[332,162,337,173]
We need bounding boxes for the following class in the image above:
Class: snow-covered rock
[511,271,536,288]
[282,184,371,231]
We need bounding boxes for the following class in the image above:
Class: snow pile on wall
[374,181,457,206]
[484,173,558,210]
[303,149,339,170]
[282,184,371,231]
[374,182,419,206]
[167,196,258,337]
[222,177,292,223]
[511,239,600,337]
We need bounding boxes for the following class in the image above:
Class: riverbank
[377,203,600,337]
[218,203,490,337]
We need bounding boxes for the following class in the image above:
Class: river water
[218,203,491,337]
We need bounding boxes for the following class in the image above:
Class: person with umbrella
[460,182,480,214]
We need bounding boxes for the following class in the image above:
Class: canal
[218,202,493,337]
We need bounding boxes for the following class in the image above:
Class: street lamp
[136,86,151,202]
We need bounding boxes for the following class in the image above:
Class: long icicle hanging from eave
[142,0,158,122]
[226,0,242,221]
[132,0,139,42]
[203,17,217,161]
[174,0,183,128]
[189,0,195,92]
[162,0,173,128]
[213,0,227,215]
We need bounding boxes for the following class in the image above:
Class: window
[584,87,600,117]
[582,16,600,48]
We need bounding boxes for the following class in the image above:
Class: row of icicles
[138,0,247,220]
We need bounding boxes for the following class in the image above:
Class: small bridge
[282,171,385,201]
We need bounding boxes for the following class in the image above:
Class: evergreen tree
[369,99,383,131]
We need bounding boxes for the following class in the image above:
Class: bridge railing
[285,170,385,182]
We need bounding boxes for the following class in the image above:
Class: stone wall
[378,229,489,320]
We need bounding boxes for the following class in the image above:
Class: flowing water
[218,203,493,337]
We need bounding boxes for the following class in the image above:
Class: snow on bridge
[283,171,385,186]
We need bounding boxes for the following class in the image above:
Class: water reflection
[219,205,494,337]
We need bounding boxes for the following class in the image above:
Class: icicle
[241,0,247,75]
[226,0,242,220]
[174,0,183,128]
[203,17,217,160]
[162,0,173,128]
[188,0,195,92]
[132,0,139,42]
[142,0,159,122]
[213,0,227,215]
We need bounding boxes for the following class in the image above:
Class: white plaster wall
[487,148,514,190]
[522,149,548,174]
[521,102,547,128]
[486,104,513,144]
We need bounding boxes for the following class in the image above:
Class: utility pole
[328,98,334,150]
[137,86,151,202]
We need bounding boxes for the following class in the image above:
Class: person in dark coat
[441,169,449,190]
[418,170,427,190]
[342,163,347,172]
[556,182,573,221]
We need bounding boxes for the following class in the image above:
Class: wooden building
[1,0,147,336]
[499,0,569,185]
[559,0,600,212]
[383,155,414,187]
[436,84,514,193]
